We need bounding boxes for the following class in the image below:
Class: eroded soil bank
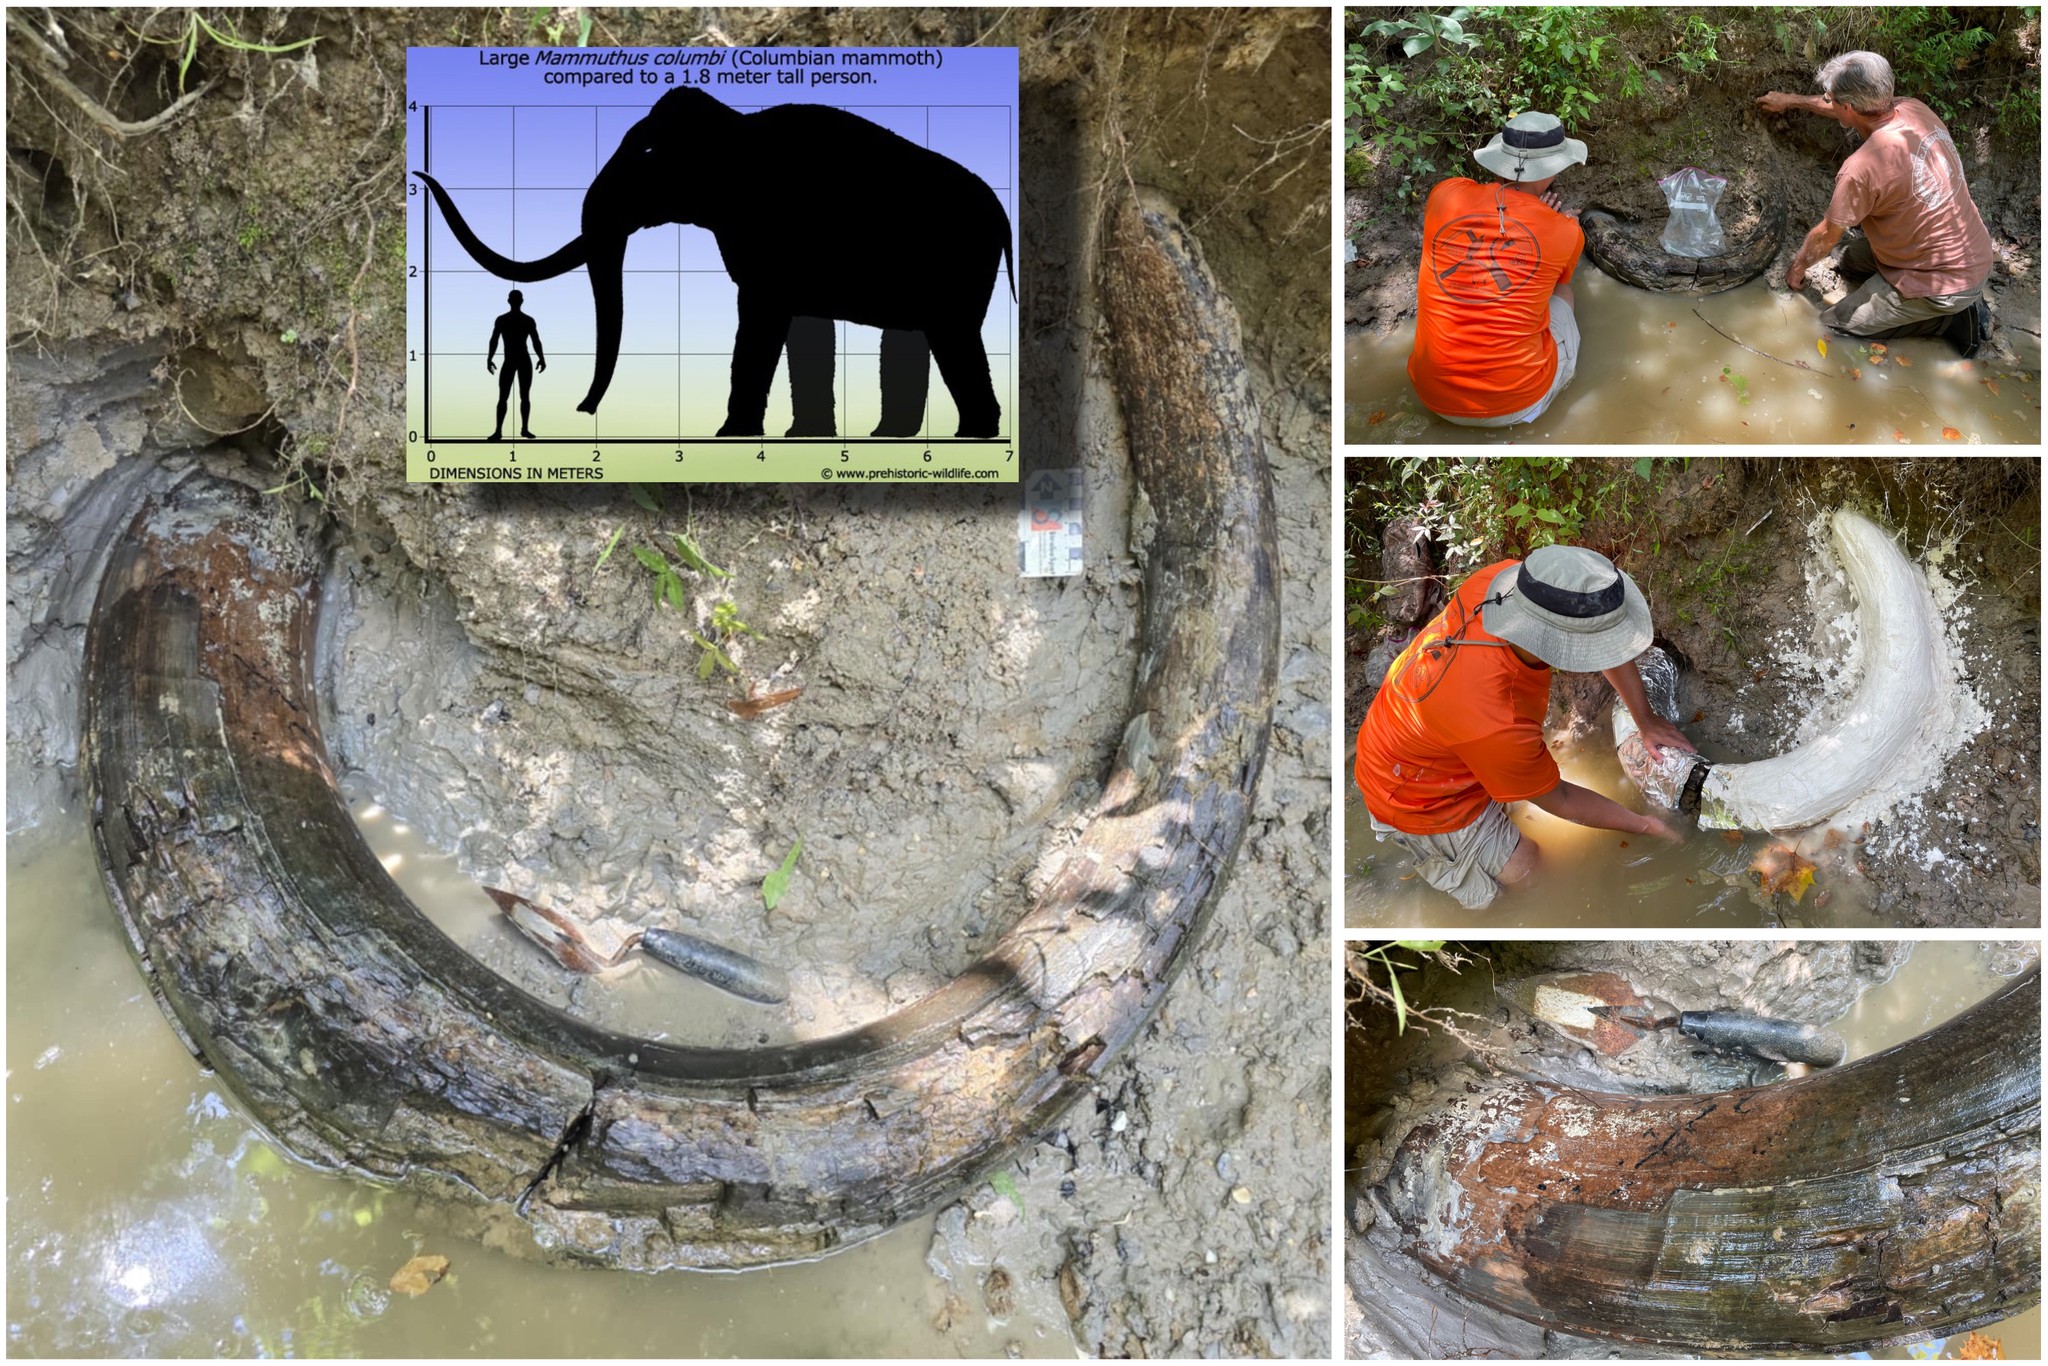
[1345,939,2044,1359]
[1344,8,2044,436]
[1345,457,2041,929]
[7,7,1331,1355]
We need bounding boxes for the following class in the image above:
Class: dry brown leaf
[1894,352,1912,367]
[1848,367,1862,381]
[1690,710,1705,723]
[1942,426,1961,441]
[1751,845,1817,902]
[1822,827,1846,850]
[1954,1330,2005,1360]
[1983,378,2002,396]
[727,686,803,719]
[1367,410,1389,426]
[1720,830,1744,844]
[390,1254,450,1297]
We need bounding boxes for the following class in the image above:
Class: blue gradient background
[406,48,1018,443]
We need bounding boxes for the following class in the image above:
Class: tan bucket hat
[1473,111,1589,183]
[1480,544,1652,672]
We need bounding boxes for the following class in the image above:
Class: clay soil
[6,7,1331,1356]
[1345,456,2042,928]
[1345,10,2043,352]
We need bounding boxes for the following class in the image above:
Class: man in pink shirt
[1758,51,1993,357]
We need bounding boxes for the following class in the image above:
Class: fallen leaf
[1823,827,1846,850]
[1869,342,1887,354]
[1892,428,1907,442]
[1955,1330,2006,1360]
[1751,845,1817,902]
[1367,410,1389,426]
[1691,710,1705,723]
[390,1254,450,1297]
[1894,352,1912,367]
[1816,338,1828,358]
[1720,830,1744,844]
[761,838,804,910]
[1868,352,1887,366]
[1399,872,1418,881]
[1942,426,1961,441]
[727,686,803,719]
[1984,378,2002,396]
[1848,367,1862,380]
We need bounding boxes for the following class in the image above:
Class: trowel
[484,886,791,1005]
[1503,970,1845,1067]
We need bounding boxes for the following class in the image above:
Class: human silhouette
[487,289,546,440]
[783,317,931,438]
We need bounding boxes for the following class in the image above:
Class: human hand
[1756,91,1798,114]
[486,359,497,375]
[1639,812,1685,845]
[1786,262,1808,291]
[1540,189,1578,220]
[1637,715,1697,761]
[537,358,547,373]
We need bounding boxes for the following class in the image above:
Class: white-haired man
[1758,51,1993,357]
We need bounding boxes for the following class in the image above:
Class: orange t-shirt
[1408,178,1585,419]
[1355,560,1561,834]
[1825,98,1993,298]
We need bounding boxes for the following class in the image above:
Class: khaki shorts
[1436,295,1581,428]
[1370,801,1524,910]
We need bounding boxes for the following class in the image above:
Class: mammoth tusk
[81,191,1276,1270]
[1375,967,2041,1353]
[1617,507,1970,832]
[413,170,589,281]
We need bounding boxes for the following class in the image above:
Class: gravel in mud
[6,7,1330,1355]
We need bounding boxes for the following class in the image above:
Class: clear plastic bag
[1658,166,1727,258]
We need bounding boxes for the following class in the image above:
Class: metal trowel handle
[1677,1010,1846,1067]
[638,928,791,1005]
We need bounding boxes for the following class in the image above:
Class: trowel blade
[1501,970,1657,1057]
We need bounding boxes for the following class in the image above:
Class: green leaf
[672,531,731,579]
[697,645,717,680]
[761,838,803,910]
[661,572,686,611]
[1534,507,1565,524]
[630,483,661,513]
[1393,939,1445,953]
[1633,457,1654,480]
[989,1169,1024,1213]
[1388,966,1408,1035]
[631,546,668,573]
[595,525,625,570]
[1402,32,1433,57]
[1504,501,1531,518]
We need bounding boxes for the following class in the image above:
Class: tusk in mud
[81,191,1278,1270]
[1617,507,1959,831]
[1377,967,2041,1353]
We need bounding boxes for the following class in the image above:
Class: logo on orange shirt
[1430,213,1543,300]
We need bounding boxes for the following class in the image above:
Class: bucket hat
[1474,111,1589,183]
[1480,544,1651,672]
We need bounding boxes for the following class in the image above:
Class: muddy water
[1344,266,2042,444]
[5,825,1076,1357]
[1347,731,1894,930]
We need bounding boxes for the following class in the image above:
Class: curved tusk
[414,170,589,281]
[1617,507,1962,831]
[82,192,1277,1271]
[1376,967,2041,1353]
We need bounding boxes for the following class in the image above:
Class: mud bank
[1346,939,2044,1359]
[1344,8,2045,434]
[7,7,1330,1354]
[1345,457,2040,928]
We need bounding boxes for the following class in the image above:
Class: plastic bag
[1658,166,1727,258]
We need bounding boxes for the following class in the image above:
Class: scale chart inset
[404,45,1020,483]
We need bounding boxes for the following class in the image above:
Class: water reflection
[6,826,1075,1357]
[1347,267,2041,445]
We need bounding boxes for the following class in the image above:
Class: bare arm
[529,319,545,370]
[1756,91,1856,127]
[1786,217,1847,290]
[1601,659,1696,758]
[487,318,502,372]
[1529,779,1679,842]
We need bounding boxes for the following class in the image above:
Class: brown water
[1345,267,2042,445]
[5,824,1077,1356]
[1346,732,1894,930]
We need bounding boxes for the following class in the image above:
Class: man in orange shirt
[1759,51,1994,357]
[1409,111,1587,427]
[1356,545,1694,910]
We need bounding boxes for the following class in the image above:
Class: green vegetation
[1346,5,2041,206]
[761,838,803,911]
[135,11,319,94]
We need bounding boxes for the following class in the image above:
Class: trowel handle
[639,928,791,1005]
[1678,1010,1846,1067]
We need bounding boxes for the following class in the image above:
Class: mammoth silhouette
[415,88,1015,438]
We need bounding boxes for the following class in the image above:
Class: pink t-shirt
[1825,98,1993,297]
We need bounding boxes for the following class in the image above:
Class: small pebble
[1230,1186,1251,1205]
